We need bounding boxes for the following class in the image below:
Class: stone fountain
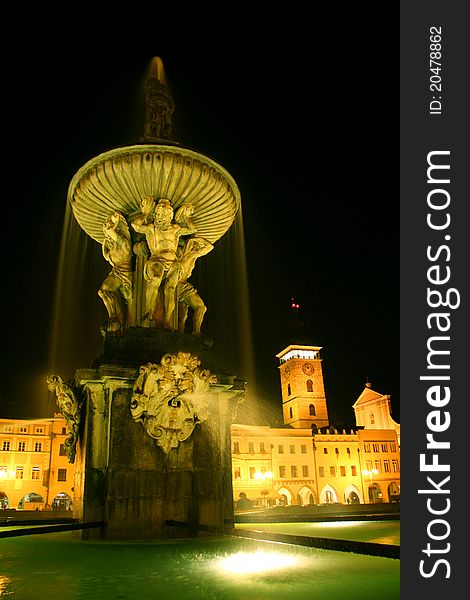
[48,57,246,540]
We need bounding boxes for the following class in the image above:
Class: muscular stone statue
[169,236,214,335]
[131,197,196,328]
[98,212,133,327]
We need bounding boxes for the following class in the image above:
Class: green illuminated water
[236,520,400,546]
[0,528,399,599]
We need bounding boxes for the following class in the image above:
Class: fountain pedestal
[73,345,244,541]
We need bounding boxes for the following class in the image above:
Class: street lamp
[362,468,379,503]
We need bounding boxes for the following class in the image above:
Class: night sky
[0,26,398,426]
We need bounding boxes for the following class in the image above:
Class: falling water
[47,202,106,393]
[192,206,257,395]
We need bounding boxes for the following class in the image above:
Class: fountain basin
[0,528,400,599]
[67,144,241,244]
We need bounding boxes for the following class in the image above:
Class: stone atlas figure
[174,236,214,335]
[131,196,196,328]
[98,211,133,328]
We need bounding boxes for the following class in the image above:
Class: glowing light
[217,551,297,574]
[362,468,379,477]
[253,471,273,480]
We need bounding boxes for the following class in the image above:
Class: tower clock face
[302,363,315,376]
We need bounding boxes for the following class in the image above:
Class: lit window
[16,467,24,479]
[32,467,40,480]
[340,466,346,477]
[234,467,241,480]
[351,466,357,476]
[58,468,67,482]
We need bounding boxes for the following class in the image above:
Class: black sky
[0,24,398,426]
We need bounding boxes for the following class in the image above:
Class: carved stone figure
[143,77,175,141]
[46,375,81,463]
[130,352,217,453]
[98,212,133,328]
[131,197,196,328]
[170,236,214,335]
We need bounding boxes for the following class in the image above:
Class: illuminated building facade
[0,415,74,510]
[231,343,400,508]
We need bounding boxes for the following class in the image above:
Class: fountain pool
[0,524,399,599]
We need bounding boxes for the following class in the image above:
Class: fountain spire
[141,56,175,143]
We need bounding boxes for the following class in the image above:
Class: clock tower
[276,344,329,429]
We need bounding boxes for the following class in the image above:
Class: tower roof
[276,344,322,359]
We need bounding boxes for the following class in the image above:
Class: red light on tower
[291,298,300,309]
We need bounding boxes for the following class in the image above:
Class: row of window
[0,466,68,481]
[0,425,46,434]
[364,459,400,473]
[1,441,45,452]
[233,441,398,456]
[233,442,311,455]
[233,459,400,481]
[363,442,397,453]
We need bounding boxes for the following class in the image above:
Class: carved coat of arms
[130,352,216,453]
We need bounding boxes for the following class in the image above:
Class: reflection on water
[0,531,399,599]
[236,520,400,546]
[0,576,11,596]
